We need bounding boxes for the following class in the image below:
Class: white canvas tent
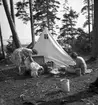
[34,27,76,68]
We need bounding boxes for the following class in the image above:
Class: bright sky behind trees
[0,0,86,45]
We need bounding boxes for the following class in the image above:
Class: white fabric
[30,62,39,77]
[10,47,33,74]
[24,57,43,77]
[11,47,32,67]
[24,57,31,70]
[34,27,76,69]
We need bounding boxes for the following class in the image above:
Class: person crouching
[24,56,44,77]
[71,52,87,75]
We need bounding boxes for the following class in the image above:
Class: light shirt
[75,56,87,73]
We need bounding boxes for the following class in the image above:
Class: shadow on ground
[38,90,96,105]
[0,67,32,81]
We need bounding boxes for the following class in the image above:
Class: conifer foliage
[15,0,60,35]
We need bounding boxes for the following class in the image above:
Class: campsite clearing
[34,27,75,68]
[0,59,98,105]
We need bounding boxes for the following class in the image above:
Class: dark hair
[71,52,78,59]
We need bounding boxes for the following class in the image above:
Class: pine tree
[60,8,78,38]
[81,0,94,30]
[0,24,5,59]
[15,0,60,35]
[91,0,98,58]
[2,0,21,48]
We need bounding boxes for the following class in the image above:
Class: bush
[75,36,92,54]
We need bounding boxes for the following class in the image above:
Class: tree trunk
[91,0,98,58]
[88,0,91,42]
[0,24,5,59]
[29,0,35,48]
[2,0,21,48]
[92,0,94,30]
[10,0,15,24]
[9,0,16,48]
[46,0,49,29]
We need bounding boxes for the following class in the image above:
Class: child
[24,56,44,77]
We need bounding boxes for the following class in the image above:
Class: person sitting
[71,52,87,75]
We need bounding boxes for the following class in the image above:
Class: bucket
[60,78,70,92]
